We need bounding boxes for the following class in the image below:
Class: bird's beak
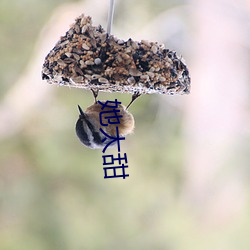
[77,105,86,119]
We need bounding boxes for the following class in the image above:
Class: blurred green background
[1,0,250,249]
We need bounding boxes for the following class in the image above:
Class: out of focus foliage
[0,0,71,97]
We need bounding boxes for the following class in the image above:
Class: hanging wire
[107,0,115,34]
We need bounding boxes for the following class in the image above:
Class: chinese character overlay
[103,164,129,179]
[98,99,121,109]
[99,99,129,179]
[100,127,125,153]
[99,109,122,126]
[103,153,128,165]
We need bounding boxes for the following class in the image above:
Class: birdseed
[42,14,190,95]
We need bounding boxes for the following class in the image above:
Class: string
[107,0,115,34]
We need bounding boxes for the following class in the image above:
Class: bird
[75,89,135,150]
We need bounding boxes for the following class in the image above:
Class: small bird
[75,90,135,149]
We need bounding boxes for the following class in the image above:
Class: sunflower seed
[81,25,88,34]
[82,43,90,50]
[75,24,80,34]
[147,72,154,78]
[72,53,80,60]
[57,59,67,66]
[98,77,109,84]
[129,68,142,77]
[92,74,101,79]
[128,77,135,84]
[132,41,139,50]
[151,45,158,54]
[140,75,149,82]
[63,58,75,64]
[85,60,94,65]
[65,52,72,58]
[118,39,125,45]
[141,40,150,47]
[59,40,69,47]
[72,76,84,83]
[74,66,83,75]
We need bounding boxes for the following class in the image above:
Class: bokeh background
[1,0,250,249]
